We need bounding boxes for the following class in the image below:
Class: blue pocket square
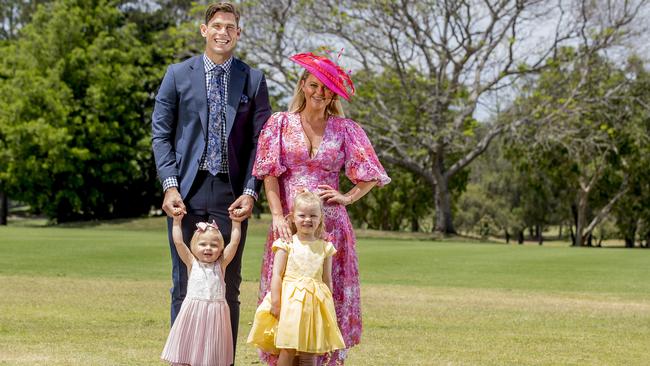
[240,95,249,104]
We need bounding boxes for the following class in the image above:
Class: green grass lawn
[1,217,649,365]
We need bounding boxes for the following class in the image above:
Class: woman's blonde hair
[288,190,326,238]
[288,70,346,118]
[190,226,225,260]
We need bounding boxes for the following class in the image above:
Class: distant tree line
[0,0,648,248]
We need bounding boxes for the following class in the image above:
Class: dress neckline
[293,234,320,245]
[295,112,331,160]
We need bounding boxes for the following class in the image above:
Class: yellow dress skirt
[247,237,346,354]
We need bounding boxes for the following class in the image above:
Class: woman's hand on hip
[317,184,352,206]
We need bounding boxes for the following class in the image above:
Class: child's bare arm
[221,220,242,268]
[270,249,288,318]
[322,255,333,291]
[171,212,194,268]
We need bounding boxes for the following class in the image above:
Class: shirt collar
[203,54,233,74]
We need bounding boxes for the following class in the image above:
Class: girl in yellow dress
[248,190,345,366]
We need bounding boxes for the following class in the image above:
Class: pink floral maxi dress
[252,112,390,365]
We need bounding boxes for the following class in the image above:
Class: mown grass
[1,217,649,365]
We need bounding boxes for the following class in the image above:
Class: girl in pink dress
[252,52,390,365]
[161,209,242,366]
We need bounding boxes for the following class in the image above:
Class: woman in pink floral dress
[252,52,390,365]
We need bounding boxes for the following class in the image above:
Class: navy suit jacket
[152,55,272,198]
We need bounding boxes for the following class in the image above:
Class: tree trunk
[253,200,262,220]
[517,230,524,244]
[582,184,629,243]
[381,208,389,231]
[537,224,543,245]
[0,190,7,226]
[433,177,456,234]
[624,219,637,248]
[411,217,419,232]
[505,229,510,244]
[624,235,635,248]
[558,224,562,240]
[570,205,577,246]
[575,189,588,247]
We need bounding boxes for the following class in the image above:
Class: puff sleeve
[271,238,290,253]
[253,112,288,179]
[343,120,391,187]
[324,241,337,258]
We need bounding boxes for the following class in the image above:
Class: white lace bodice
[185,258,226,301]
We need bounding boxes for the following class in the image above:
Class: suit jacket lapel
[190,56,208,137]
[226,59,246,137]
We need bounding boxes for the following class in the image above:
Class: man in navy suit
[151,1,272,354]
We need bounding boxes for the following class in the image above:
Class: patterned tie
[207,66,225,175]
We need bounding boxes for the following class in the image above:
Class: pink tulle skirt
[161,298,233,366]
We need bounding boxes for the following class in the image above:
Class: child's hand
[228,195,254,221]
[270,301,280,318]
[232,208,245,218]
[172,207,186,222]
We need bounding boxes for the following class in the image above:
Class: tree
[510,47,647,246]
[456,136,571,243]
[0,0,52,40]
[238,0,319,101]
[240,0,648,234]
[611,57,650,248]
[342,163,437,231]
[0,188,6,225]
[0,0,162,222]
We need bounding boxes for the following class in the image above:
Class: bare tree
[240,0,318,100]
[241,0,648,234]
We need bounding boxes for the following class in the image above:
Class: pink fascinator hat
[290,52,355,101]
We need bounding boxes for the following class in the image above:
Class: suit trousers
[167,170,248,359]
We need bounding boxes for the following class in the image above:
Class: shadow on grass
[7,214,163,231]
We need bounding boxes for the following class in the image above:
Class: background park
[1,0,650,365]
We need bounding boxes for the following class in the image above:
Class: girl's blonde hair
[288,70,346,118]
[189,225,225,260]
[288,190,325,238]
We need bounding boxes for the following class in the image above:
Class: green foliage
[455,183,505,238]
[0,0,166,222]
[460,50,650,245]
[342,164,434,232]
[503,48,650,244]
[611,59,650,245]
[456,139,571,241]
